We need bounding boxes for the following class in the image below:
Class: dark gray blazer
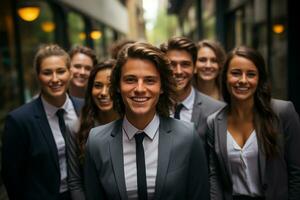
[84,116,209,200]
[206,99,300,200]
[1,96,83,200]
[191,89,225,140]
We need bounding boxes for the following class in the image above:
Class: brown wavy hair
[77,59,117,160]
[221,46,279,158]
[110,42,177,117]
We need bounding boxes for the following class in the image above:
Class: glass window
[202,0,216,39]
[18,1,55,101]
[90,22,104,60]
[67,12,86,46]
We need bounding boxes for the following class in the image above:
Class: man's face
[70,53,93,88]
[167,50,194,99]
[120,58,162,122]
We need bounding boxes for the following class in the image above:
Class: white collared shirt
[41,95,79,193]
[122,114,159,200]
[171,87,195,122]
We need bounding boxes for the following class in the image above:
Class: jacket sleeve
[1,114,28,199]
[280,102,300,199]
[206,116,224,200]
[187,127,209,200]
[84,135,106,200]
[66,125,86,200]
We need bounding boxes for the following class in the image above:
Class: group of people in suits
[1,35,300,200]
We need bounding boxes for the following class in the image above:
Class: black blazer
[206,99,300,200]
[84,116,209,200]
[1,96,83,200]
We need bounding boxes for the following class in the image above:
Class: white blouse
[227,130,263,197]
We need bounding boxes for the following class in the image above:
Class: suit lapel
[154,117,173,199]
[34,97,60,171]
[109,120,128,200]
[191,92,202,128]
[217,109,232,185]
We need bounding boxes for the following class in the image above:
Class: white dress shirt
[171,87,195,122]
[41,95,78,193]
[122,114,159,200]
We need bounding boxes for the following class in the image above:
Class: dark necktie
[134,132,148,200]
[174,103,184,119]
[56,109,66,139]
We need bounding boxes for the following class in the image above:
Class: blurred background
[0,0,298,198]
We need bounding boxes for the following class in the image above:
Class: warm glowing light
[79,32,86,40]
[18,6,40,22]
[273,24,284,34]
[90,30,102,40]
[41,21,55,32]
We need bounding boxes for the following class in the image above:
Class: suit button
[262,184,268,190]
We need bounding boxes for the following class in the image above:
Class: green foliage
[146,8,178,45]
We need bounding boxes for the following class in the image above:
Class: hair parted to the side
[196,39,226,89]
[110,42,177,117]
[221,46,279,158]
[69,45,97,66]
[77,59,116,161]
[160,36,197,64]
[34,44,70,74]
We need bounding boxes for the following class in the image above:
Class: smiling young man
[84,42,209,200]
[161,36,225,139]
[2,44,83,200]
[69,45,97,98]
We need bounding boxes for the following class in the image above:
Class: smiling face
[120,58,162,122]
[195,46,220,82]
[167,49,194,100]
[92,68,113,112]
[38,55,71,106]
[226,56,259,103]
[70,53,93,88]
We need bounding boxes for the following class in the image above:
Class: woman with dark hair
[194,40,226,100]
[207,46,300,200]
[67,59,119,200]
[84,42,209,200]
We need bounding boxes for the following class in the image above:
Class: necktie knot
[56,108,65,118]
[174,103,184,119]
[135,132,146,144]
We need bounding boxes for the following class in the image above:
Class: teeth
[99,99,110,103]
[235,87,248,91]
[132,97,148,102]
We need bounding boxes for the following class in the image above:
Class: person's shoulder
[88,119,121,143]
[8,98,40,120]
[207,105,227,125]
[195,90,226,108]
[70,95,84,106]
[271,98,298,118]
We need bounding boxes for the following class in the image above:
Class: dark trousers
[59,191,71,200]
[233,195,265,200]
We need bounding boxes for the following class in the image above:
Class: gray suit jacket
[206,99,300,200]
[84,116,209,200]
[191,90,225,140]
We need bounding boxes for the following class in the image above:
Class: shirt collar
[180,87,195,110]
[123,114,160,141]
[41,94,72,117]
